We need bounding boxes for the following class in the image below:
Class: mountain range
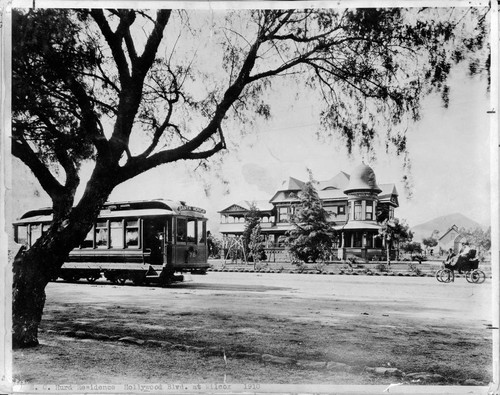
[411,213,486,243]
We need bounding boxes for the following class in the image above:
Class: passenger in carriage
[455,241,471,274]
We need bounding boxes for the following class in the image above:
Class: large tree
[11,7,488,348]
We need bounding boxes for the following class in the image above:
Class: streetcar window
[177,218,187,243]
[198,220,206,244]
[125,220,139,248]
[96,220,108,248]
[187,219,196,243]
[30,224,42,246]
[81,227,94,248]
[110,220,124,248]
[16,225,28,246]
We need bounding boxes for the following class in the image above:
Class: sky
[7,7,493,237]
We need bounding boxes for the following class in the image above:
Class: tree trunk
[386,237,391,267]
[12,246,57,348]
[12,168,116,348]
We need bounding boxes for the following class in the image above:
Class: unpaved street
[14,272,493,386]
[46,272,492,325]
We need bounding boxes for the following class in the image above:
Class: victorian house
[218,163,399,261]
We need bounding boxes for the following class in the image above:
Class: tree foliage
[422,236,438,249]
[242,202,265,261]
[377,217,413,263]
[400,241,423,256]
[459,227,491,253]
[286,171,334,263]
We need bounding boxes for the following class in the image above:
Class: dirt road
[13,272,493,386]
[47,272,492,324]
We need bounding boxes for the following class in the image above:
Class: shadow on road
[170,282,291,292]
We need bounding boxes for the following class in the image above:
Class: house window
[325,206,337,216]
[338,206,345,215]
[354,201,362,220]
[353,232,362,247]
[366,202,373,220]
[278,207,289,223]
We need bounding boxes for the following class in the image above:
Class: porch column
[338,232,345,260]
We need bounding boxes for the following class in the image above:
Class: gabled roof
[319,171,350,190]
[280,177,305,191]
[377,184,399,207]
[269,177,305,203]
[378,184,399,198]
[438,225,461,241]
[219,200,274,214]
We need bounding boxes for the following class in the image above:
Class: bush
[376,263,389,272]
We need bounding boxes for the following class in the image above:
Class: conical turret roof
[344,163,381,194]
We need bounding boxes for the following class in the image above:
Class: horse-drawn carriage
[435,249,486,284]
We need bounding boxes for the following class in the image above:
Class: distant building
[218,163,399,261]
[437,225,467,254]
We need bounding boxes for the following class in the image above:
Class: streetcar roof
[14,199,206,224]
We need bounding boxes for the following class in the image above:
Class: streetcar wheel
[117,278,127,285]
[63,275,80,283]
[132,274,146,286]
[86,276,99,283]
[105,274,118,284]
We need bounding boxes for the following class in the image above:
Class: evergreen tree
[248,224,266,265]
[287,171,334,263]
[242,202,261,261]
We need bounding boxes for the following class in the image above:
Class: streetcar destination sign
[178,205,206,214]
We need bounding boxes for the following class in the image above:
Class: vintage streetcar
[13,199,210,285]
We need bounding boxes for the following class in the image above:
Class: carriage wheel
[435,270,444,283]
[441,269,454,283]
[470,270,486,284]
[466,271,473,283]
